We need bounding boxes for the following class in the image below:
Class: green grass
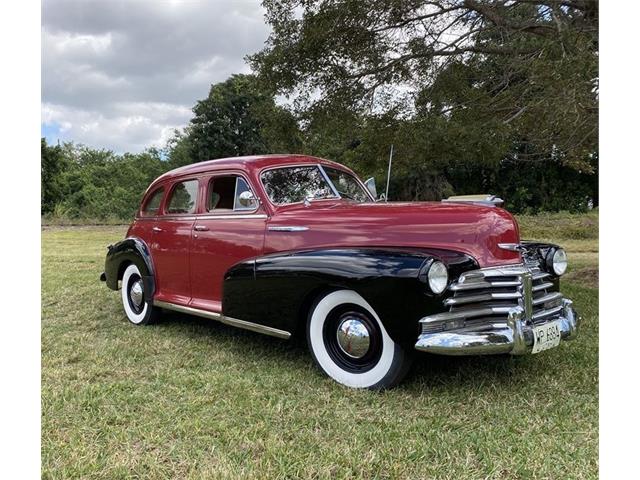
[42,214,598,479]
[517,210,598,241]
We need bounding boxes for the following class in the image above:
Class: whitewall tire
[121,263,160,325]
[306,290,412,390]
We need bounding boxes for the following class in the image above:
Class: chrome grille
[421,264,563,334]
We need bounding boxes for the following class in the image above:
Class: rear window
[166,180,199,214]
[141,187,164,216]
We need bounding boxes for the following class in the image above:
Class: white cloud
[42,0,270,152]
[42,101,192,153]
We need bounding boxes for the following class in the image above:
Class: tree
[174,74,303,166]
[43,143,168,220]
[250,0,598,171]
[41,138,67,215]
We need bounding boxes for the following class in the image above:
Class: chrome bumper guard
[414,264,580,356]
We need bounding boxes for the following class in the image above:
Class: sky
[41,0,270,153]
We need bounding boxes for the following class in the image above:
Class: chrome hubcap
[130,280,144,308]
[336,317,370,359]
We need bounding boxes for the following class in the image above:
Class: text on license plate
[531,320,562,354]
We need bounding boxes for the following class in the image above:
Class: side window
[141,187,164,216]
[208,176,258,213]
[166,180,199,214]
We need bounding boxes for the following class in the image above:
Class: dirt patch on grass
[566,266,599,288]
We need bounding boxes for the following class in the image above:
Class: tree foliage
[41,139,167,220]
[250,0,598,171]
[41,138,67,215]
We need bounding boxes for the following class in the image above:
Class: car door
[189,172,267,312]
[149,177,200,305]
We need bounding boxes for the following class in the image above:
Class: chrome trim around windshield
[317,164,341,198]
[153,300,291,339]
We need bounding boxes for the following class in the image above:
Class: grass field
[41,212,598,479]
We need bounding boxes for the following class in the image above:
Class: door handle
[152,226,163,233]
[193,225,209,232]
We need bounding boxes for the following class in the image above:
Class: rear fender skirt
[103,237,156,297]
[222,248,477,346]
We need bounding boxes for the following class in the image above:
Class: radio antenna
[385,144,393,202]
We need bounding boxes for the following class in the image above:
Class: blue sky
[41,122,61,146]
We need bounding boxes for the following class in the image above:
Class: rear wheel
[306,290,412,390]
[121,263,160,325]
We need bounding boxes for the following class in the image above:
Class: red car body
[103,154,579,389]
[127,155,521,309]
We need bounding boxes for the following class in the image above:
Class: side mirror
[364,177,377,199]
[237,190,258,209]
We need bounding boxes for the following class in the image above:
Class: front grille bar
[450,280,521,292]
[421,306,513,324]
[444,291,522,306]
[533,281,554,292]
[533,305,563,320]
[532,291,563,306]
[420,263,563,334]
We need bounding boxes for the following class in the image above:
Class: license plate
[531,320,562,354]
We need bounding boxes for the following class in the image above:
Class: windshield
[261,165,371,205]
[323,167,370,202]
[261,166,338,204]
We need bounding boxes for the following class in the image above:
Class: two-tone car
[101,154,579,389]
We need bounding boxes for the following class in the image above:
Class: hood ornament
[442,194,504,207]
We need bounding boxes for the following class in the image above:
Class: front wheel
[121,263,160,325]
[306,290,412,390]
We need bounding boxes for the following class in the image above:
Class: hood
[264,200,522,268]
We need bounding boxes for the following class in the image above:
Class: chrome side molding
[268,226,309,232]
[198,213,268,221]
[153,300,291,339]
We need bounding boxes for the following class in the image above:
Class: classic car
[101,154,579,389]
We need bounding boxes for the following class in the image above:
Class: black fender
[103,237,156,298]
[222,248,478,347]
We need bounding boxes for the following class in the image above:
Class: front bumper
[414,258,581,356]
[415,298,579,355]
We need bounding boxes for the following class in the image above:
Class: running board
[153,300,291,340]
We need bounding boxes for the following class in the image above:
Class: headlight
[547,248,568,276]
[428,261,448,294]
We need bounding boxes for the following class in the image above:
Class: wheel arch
[104,237,156,298]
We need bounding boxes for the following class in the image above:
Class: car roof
[152,154,347,185]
